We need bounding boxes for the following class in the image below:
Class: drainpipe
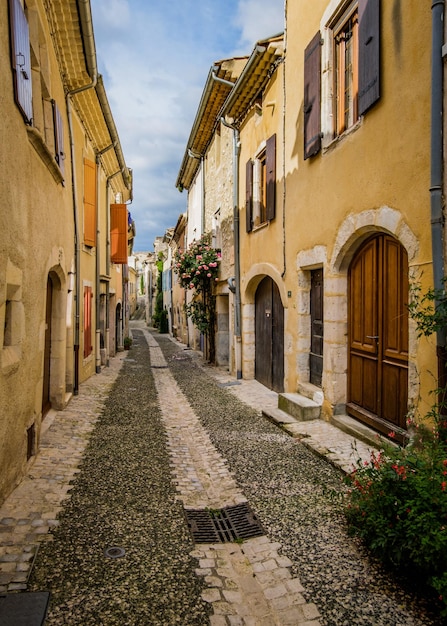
[94,144,115,373]
[67,0,97,394]
[431,0,446,384]
[221,117,242,379]
[66,74,97,394]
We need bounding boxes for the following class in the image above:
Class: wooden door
[42,276,53,418]
[348,235,408,435]
[310,269,323,386]
[255,277,284,392]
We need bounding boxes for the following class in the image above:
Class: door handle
[366,335,379,340]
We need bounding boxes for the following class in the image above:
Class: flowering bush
[175,234,221,295]
[345,432,447,614]
[175,234,221,361]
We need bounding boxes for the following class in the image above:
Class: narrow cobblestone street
[0,322,442,625]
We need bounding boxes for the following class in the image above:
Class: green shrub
[345,426,447,614]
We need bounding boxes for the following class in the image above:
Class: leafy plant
[175,234,221,362]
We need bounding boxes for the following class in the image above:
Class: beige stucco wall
[280,0,436,420]
[0,0,74,503]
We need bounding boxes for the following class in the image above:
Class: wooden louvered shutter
[246,159,253,233]
[53,101,65,178]
[83,159,96,246]
[265,134,276,221]
[9,0,33,124]
[304,32,321,160]
[110,204,129,264]
[358,0,380,116]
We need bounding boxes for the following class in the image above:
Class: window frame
[245,134,276,232]
[333,4,359,136]
[319,0,380,150]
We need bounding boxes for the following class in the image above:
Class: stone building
[174,1,442,443]
[0,0,132,504]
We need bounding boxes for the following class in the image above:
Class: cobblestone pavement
[0,321,441,625]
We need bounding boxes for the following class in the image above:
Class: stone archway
[326,207,419,419]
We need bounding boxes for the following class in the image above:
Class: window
[304,0,380,158]
[83,285,93,358]
[8,0,65,179]
[9,0,33,124]
[83,159,96,247]
[245,134,276,232]
[334,6,359,135]
[2,268,25,371]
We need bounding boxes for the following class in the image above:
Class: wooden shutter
[304,32,321,160]
[110,203,128,264]
[245,159,253,233]
[53,101,65,178]
[83,286,93,358]
[9,0,33,124]
[83,159,96,246]
[358,0,380,116]
[265,134,276,221]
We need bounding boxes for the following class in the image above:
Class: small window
[334,5,359,135]
[83,285,93,358]
[4,301,13,346]
[245,134,276,232]
[83,159,96,247]
[9,0,33,124]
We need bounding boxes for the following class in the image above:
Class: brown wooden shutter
[358,0,380,116]
[245,159,253,233]
[53,101,65,178]
[265,134,276,221]
[304,32,321,160]
[110,203,128,264]
[9,0,33,124]
[83,159,96,246]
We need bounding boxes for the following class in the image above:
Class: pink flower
[442,482,446,491]
[388,431,396,439]
[207,273,212,278]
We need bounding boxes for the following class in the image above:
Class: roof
[46,0,132,200]
[220,33,284,122]
[176,57,247,191]
[176,34,284,192]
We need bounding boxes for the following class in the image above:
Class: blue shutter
[9,0,33,124]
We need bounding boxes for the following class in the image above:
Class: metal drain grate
[184,503,265,543]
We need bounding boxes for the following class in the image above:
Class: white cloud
[234,0,285,48]
[91,0,285,251]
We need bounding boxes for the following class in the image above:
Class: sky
[90,0,285,252]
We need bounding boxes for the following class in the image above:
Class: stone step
[278,392,321,421]
[297,382,324,405]
[330,414,388,450]
[261,406,300,425]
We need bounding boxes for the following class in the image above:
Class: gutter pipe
[221,117,242,379]
[431,1,446,373]
[67,0,97,395]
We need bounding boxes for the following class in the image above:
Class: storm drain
[184,502,265,543]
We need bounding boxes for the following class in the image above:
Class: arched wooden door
[255,277,284,392]
[347,234,409,435]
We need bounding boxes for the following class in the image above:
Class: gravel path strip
[28,330,210,625]
[154,333,442,626]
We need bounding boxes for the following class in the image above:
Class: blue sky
[90,0,285,251]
